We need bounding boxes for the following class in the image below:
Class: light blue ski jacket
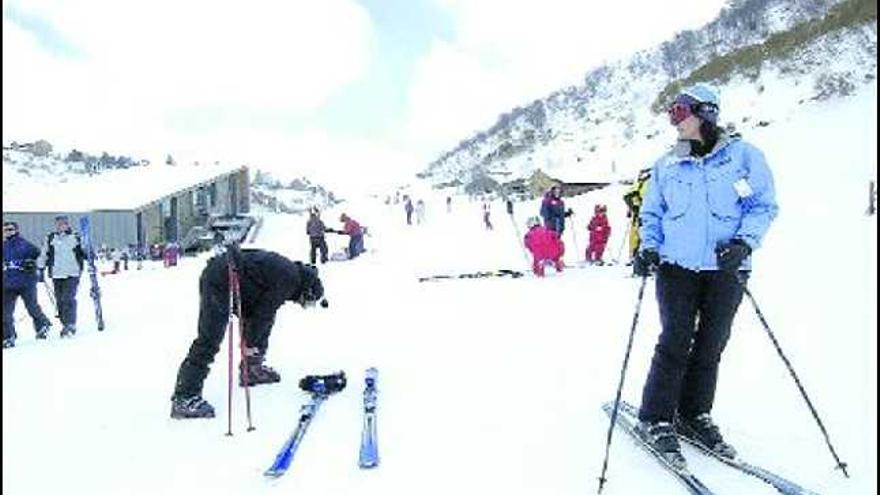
[639,133,778,271]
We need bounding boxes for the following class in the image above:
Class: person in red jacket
[331,213,365,259]
[586,204,612,264]
[523,217,565,277]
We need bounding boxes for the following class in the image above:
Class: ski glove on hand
[634,249,660,277]
[715,239,751,273]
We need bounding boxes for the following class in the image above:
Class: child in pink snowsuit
[524,219,565,277]
[586,204,611,264]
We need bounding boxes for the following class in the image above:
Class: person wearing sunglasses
[3,221,53,348]
[170,248,328,419]
[632,83,778,469]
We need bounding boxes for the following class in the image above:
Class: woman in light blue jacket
[632,83,778,469]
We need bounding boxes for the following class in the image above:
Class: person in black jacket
[170,248,328,419]
[3,221,53,348]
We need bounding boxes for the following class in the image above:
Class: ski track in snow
[3,88,877,495]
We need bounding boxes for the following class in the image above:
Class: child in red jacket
[523,217,565,276]
[586,204,611,264]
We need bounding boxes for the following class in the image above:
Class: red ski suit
[586,211,611,262]
[524,225,565,276]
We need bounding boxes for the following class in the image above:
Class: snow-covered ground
[3,84,876,494]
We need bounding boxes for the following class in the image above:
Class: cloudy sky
[3,0,724,194]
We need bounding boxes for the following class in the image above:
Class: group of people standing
[3,215,86,348]
[306,207,366,264]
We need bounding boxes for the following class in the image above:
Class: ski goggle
[667,101,694,125]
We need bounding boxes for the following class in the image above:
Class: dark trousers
[3,284,51,340]
[639,263,747,422]
[309,236,328,264]
[52,277,80,328]
[173,256,272,398]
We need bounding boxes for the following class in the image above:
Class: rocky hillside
[419,0,876,193]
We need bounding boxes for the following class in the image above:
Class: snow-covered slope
[420,0,876,190]
[2,80,875,495]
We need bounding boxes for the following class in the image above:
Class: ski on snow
[418,269,524,282]
[602,401,715,494]
[78,217,105,331]
[609,401,821,495]
[359,367,380,469]
[264,372,346,478]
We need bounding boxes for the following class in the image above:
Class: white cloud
[405,0,726,157]
[2,0,374,158]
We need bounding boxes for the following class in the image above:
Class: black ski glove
[634,249,660,277]
[715,239,751,273]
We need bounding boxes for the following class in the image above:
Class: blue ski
[264,393,327,478]
[78,217,105,330]
[603,401,715,495]
[359,367,379,468]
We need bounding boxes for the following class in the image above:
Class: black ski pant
[172,255,272,399]
[638,263,747,423]
[3,283,52,340]
[309,236,328,264]
[52,277,79,328]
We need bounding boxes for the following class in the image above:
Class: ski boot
[239,353,281,387]
[2,337,15,349]
[299,371,347,396]
[675,413,737,460]
[36,324,51,340]
[60,325,76,338]
[634,420,688,470]
[170,395,215,419]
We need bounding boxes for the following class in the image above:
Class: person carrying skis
[329,213,365,259]
[586,204,611,264]
[170,248,328,419]
[3,221,53,348]
[523,216,564,277]
[539,185,573,234]
[39,215,85,338]
[306,207,329,264]
[632,83,778,468]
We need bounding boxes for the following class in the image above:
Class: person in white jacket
[40,215,85,337]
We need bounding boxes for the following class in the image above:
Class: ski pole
[229,264,255,432]
[507,211,530,265]
[41,279,59,319]
[736,274,849,477]
[612,225,630,265]
[226,307,234,437]
[568,216,580,263]
[597,274,649,494]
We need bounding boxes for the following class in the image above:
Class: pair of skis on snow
[603,400,821,495]
[264,368,379,478]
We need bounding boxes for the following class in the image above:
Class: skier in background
[446,196,452,213]
[624,168,651,271]
[306,207,329,264]
[506,198,514,216]
[586,204,611,265]
[415,199,426,224]
[170,248,328,419]
[482,202,493,230]
[523,216,564,277]
[540,185,572,235]
[632,83,778,468]
[3,221,52,348]
[329,213,365,260]
[40,215,84,338]
[404,196,414,225]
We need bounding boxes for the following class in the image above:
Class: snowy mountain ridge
[419,0,876,191]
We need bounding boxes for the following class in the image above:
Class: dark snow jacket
[3,234,41,288]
